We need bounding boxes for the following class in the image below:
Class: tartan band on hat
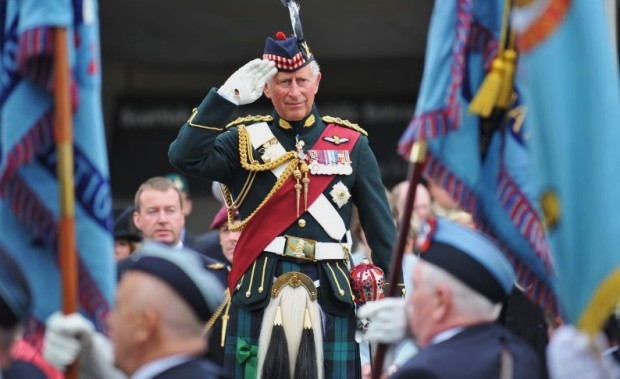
[419,218,515,303]
[263,32,314,72]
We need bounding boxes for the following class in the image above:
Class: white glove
[44,312,126,379]
[547,324,619,379]
[356,297,408,344]
[217,58,277,105]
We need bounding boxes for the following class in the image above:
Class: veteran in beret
[43,243,226,379]
[168,2,395,378]
[358,218,541,379]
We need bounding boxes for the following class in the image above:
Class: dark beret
[420,218,515,303]
[128,242,224,322]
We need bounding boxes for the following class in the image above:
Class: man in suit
[115,176,187,280]
[44,243,226,379]
[358,218,541,379]
[117,176,229,281]
[168,4,395,377]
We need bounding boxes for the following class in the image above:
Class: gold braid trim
[322,116,368,136]
[226,115,273,129]
[203,289,231,334]
[222,159,298,232]
[220,125,298,232]
[188,108,224,131]
[238,125,296,171]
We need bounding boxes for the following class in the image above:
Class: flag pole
[370,140,427,379]
[53,27,79,379]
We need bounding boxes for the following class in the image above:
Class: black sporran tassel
[261,306,291,379]
[293,308,318,379]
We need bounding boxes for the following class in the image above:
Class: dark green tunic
[169,88,395,379]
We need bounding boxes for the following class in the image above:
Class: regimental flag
[0,0,114,349]
[398,0,559,315]
[513,0,620,335]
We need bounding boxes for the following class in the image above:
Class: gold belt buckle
[284,236,316,261]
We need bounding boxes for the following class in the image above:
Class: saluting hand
[217,58,277,105]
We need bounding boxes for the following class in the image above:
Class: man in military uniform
[168,4,395,377]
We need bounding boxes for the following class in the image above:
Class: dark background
[101,0,436,232]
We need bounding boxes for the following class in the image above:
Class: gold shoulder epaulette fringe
[322,116,368,136]
[226,115,273,129]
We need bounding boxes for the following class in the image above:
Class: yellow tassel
[468,57,504,118]
[497,48,517,109]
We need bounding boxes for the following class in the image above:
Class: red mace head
[350,258,385,305]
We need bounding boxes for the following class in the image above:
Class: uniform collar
[274,106,319,132]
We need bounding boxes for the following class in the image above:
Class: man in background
[113,206,142,261]
[117,176,191,278]
[209,205,240,267]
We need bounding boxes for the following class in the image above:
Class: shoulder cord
[221,125,298,232]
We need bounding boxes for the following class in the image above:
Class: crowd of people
[3,168,618,378]
[2,3,619,379]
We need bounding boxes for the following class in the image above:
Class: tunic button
[298,218,307,227]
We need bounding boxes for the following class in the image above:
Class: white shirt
[430,327,465,345]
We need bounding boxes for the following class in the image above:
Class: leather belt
[264,234,351,261]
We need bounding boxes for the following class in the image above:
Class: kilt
[223,255,361,379]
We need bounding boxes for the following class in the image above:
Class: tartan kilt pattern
[223,257,361,378]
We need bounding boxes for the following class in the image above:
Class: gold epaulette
[322,116,368,136]
[207,263,226,270]
[226,115,273,129]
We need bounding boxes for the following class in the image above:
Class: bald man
[44,243,226,379]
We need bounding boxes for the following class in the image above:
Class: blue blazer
[392,323,541,379]
[152,358,226,379]
[3,361,49,379]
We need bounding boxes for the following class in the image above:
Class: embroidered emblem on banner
[308,149,352,175]
[330,181,351,208]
